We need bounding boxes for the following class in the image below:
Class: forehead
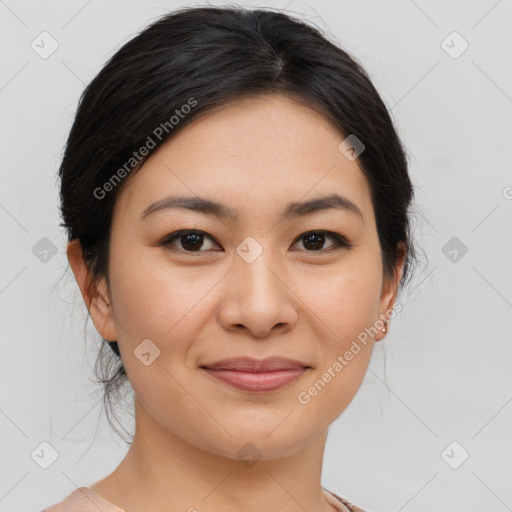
[114,94,374,228]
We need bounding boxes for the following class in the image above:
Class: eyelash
[159,229,353,255]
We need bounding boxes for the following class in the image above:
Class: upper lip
[200,357,311,372]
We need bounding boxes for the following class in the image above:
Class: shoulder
[41,487,125,512]
[324,487,368,512]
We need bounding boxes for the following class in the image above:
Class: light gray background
[1,1,511,511]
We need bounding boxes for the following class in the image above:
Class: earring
[382,324,387,333]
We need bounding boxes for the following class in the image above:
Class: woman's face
[79,94,402,460]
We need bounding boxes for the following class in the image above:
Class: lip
[200,357,311,392]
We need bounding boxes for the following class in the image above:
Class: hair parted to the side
[58,4,423,443]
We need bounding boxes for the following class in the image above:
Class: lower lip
[202,368,307,392]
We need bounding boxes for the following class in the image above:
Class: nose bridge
[218,238,297,336]
[233,243,284,308]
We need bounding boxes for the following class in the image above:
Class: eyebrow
[139,193,364,223]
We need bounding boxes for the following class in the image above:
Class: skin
[67,93,405,512]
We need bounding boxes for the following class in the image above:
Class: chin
[200,425,317,463]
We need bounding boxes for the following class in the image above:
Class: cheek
[106,252,216,431]
[108,246,214,342]
[297,250,383,341]
[291,254,381,418]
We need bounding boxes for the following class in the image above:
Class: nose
[217,251,298,339]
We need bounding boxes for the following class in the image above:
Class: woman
[43,5,418,512]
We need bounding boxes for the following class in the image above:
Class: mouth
[200,357,311,392]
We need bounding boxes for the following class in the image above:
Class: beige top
[41,486,367,512]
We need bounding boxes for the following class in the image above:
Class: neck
[94,395,339,512]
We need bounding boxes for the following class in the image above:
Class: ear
[66,239,117,342]
[375,241,406,342]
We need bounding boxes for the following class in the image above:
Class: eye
[291,230,352,252]
[160,229,221,253]
[160,229,352,254]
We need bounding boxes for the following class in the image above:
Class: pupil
[304,232,324,250]
[182,233,203,251]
